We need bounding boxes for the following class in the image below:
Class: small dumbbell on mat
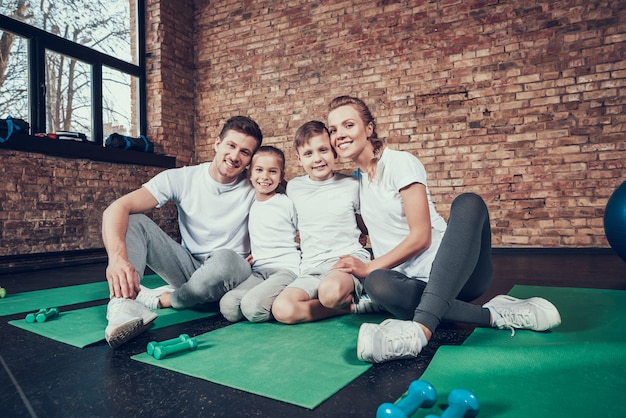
[377,380,438,418]
[25,308,59,323]
[149,335,198,360]
[425,388,480,418]
[0,286,6,298]
[147,334,191,356]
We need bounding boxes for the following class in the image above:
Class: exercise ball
[604,180,626,262]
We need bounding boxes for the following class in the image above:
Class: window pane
[103,66,139,138]
[45,50,92,141]
[0,30,28,121]
[1,0,136,64]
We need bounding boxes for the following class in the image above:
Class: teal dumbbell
[147,334,191,356]
[152,337,198,360]
[25,307,59,323]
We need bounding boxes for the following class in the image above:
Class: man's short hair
[219,116,263,148]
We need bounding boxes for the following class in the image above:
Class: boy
[271,120,373,324]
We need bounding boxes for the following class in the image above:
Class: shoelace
[386,328,419,358]
[497,310,535,338]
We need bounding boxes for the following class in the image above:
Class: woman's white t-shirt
[358,148,447,281]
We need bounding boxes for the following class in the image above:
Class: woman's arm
[333,182,432,278]
[367,182,432,271]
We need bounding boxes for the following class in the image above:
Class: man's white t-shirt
[143,162,255,259]
[358,148,447,281]
[248,193,300,274]
[287,172,369,273]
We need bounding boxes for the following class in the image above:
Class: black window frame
[0,2,175,168]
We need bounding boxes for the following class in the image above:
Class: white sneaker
[136,284,175,310]
[353,293,386,314]
[484,294,561,337]
[105,298,158,348]
[357,319,425,363]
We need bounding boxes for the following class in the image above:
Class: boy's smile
[296,133,335,182]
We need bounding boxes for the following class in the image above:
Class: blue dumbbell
[377,380,438,418]
[425,388,480,418]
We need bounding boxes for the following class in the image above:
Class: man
[102,116,263,348]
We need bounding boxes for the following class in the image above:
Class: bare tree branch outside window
[0,0,136,140]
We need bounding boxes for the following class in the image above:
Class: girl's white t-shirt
[248,193,300,274]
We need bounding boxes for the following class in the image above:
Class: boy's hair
[293,120,330,151]
[219,116,263,149]
[249,145,288,194]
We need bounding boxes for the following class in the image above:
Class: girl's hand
[245,254,254,266]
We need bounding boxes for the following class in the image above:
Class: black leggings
[363,193,493,332]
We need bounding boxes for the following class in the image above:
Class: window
[0,1,170,166]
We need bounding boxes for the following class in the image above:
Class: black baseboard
[0,247,618,275]
[0,248,108,275]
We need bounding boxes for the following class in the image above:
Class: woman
[327,96,561,363]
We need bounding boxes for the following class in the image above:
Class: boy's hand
[332,255,369,279]
[246,254,254,266]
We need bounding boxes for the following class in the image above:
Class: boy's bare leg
[318,270,357,310]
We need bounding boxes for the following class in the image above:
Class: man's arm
[102,187,159,299]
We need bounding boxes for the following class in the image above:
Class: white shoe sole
[356,323,376,362]
[105,314,157,348]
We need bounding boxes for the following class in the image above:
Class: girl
[326,96,561,363]
[219,146,301,322]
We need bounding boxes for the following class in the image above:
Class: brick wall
[194,0,625,248]
[1,0,624,258]
[0,0,194,257]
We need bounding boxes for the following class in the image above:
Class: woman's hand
[332,255,370,279]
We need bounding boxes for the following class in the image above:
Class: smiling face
[209,130,258,184]
[295,132,335,182]
[327,104,374,162]
[249,153,283,201]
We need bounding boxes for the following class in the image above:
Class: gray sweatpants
[126,214,252,309]
[363,193,493,332]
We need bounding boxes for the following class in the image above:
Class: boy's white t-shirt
[143,162,255,259]
[287,172,369,273]
[358,148,447,281]
[248,193,300,274]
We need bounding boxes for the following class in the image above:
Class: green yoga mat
[414,343,625,417]
[398,286,626,417]
[132,313,390,409]
[9,304,217,348]
[0,274,167,317]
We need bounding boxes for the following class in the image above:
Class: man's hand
[106,257,141,299]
